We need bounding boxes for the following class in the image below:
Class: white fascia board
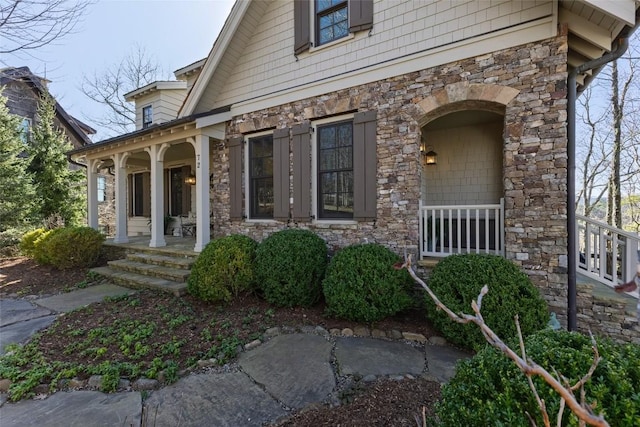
[195,111,232,129]
[230,17,555,117]
[124,81,186,101]
[180,0,252,117]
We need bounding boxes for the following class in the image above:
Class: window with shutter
[294,0,373,54]
[248,134,275,219]
[307,112,377,222]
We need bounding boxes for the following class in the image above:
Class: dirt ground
[0,256,443,425]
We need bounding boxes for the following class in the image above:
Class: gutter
[566,35,632,331]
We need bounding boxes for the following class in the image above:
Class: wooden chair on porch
[177,213,196,237]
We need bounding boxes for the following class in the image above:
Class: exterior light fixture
[424,150,438,165]
[185,173,196,185]
[420,141,438,165]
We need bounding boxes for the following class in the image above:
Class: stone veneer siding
[210,30,569,323]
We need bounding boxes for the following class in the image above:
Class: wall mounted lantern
[185,173,196,185]
[420,141,438,165]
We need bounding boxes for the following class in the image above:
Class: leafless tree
[576,87,611,217]
[0,0,92,56]
[397,256,609,427]
[81,46,164,136]
[576,33,640,227]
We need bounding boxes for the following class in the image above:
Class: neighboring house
[69,1,639,323]
[0,66,116,233]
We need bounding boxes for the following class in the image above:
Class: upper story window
[19,117,31,144]
[294,0,373,55]
[248,134,274,219]
[317,120,353,219]
[316,0,349,46]
[142,105,152,129]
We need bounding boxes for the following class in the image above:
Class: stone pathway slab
[0,390,141,427]
[34,283,135,313]
[335,337,425,376]
[239,333,335,409]
[0,315,57,354]
[424,344,471,383]
[144,372,286,427]
[0,299,53,327]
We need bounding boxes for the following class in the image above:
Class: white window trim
[244,130,278,223]
[97,175,107,203]
[130,171,146,218]
[311,113,357,225]
[142,105,153,128]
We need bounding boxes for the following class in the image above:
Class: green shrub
[437,329,640,426]
[255,228,327,307]
[19,228,47,257]
[323,243,414,323]
[31,228,63,265]
[187,234,258,303]
[425,254,548,351]
[33,227,105,269]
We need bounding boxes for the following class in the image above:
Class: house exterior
[0,66,115,233]
[69,1,639,324]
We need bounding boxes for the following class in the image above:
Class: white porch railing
[576,214,640,288]
[419,199,504,258]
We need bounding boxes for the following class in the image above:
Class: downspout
[567,37,630,331]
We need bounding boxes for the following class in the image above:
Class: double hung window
[317,120,353,219]
[248,134,274,219]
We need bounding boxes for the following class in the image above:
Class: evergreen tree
[28,94,85,226]
[0,90,36,231]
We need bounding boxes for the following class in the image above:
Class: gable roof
[0,66,96,145]
[180,0,639,117]
[179,0,253,117]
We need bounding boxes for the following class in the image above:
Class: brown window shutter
[353,111,377,220]
[292,122,311,221]
[164,170,169,216]
[182,165,191,215]
[228,136,244,220]
[273,128,290,220]
[128,174,133,217]
[349,0,373,33]
[142,172,151,217]
[294,0,311,54]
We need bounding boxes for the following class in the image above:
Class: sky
[3,0,235,141]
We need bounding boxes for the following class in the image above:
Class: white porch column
[146,144,169,248]
[113,153,129,244]
[191,134,211,252]
[87,159,99,230]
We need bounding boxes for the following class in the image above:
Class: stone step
[108,259,190,283]
[90,266,187,297]
[127,252,195,270]
[121,244,198,260]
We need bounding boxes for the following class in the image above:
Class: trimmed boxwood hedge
[255,228,327,307]
[187,234,258,303]
[437,329,640,426]
[425,254,548,351]
[322,243,414,323]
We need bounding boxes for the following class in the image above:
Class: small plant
[323,243,414,323]
[437,329,640,426]
[424,254,548,351]
[187,234,258,303]
[255,228,328,307]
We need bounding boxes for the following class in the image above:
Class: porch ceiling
[559,0,639,89]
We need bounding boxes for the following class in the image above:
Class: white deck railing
[576,214,640,288]
[419,199,504,258]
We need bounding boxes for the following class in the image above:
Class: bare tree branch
[396,255,609,427]
[80,45,164,136]
[0,0,92,56]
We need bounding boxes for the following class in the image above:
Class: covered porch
[70,116,227,253]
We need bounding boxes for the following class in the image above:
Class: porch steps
[91,245,198,297]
